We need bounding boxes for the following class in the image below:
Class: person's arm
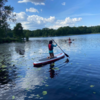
[52,44,57,47]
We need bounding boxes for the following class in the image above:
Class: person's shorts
[49,50,53,54]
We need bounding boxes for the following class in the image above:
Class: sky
[6,0,100,30]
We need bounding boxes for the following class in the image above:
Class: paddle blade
[65,53,69,57]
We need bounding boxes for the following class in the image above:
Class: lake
[0,34,100,100]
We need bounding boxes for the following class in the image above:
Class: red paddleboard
[33,53,65,66]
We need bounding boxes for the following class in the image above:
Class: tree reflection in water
[0,64,17,89]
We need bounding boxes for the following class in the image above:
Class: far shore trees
[24,25,100,37]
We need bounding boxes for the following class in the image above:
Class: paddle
[52,39,69,57]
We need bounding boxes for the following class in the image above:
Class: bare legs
[47,53,54,59]
[50,53,54,58]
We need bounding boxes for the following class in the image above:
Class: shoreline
[0,33,100,44]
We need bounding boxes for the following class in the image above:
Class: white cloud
[26,8,39,13]
[13,12,27,21]
[34,3,45,5]
[26,15,56,27]
[12,12,56,30]
[62,2,66,5]
[18,0,45,5]
[49,17,82,29]
[10,12,82,30]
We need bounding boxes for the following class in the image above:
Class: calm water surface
[0,34,100,100]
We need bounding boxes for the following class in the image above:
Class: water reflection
[65,58,69,63]
[15,43,25,55]
[49,58,69,78]
[68,42,72,46]
[15,48,25,55]
[0,43,22,90]
[0,64,17,91]
[0,67,9,85]
[49,63,55,78]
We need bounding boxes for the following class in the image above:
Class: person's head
[49,40,52,44]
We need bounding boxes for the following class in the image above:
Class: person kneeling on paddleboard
[48,40,57,59]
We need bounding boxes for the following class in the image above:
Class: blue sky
[6,0,100,30]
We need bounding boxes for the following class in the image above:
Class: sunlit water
[0,34,100,100]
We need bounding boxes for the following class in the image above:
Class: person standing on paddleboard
[48,40,57,59]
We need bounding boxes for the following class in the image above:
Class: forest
[1,25,100,38]
[23,25,100,37]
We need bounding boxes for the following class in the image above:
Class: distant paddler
[68,38,72,43]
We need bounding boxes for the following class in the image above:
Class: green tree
[0,0,16,38]
[0,28,4,38]
[13,23,24,39]
[7,28,13,37]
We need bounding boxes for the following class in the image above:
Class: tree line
[26,26,100,37]
[4,25,100,38]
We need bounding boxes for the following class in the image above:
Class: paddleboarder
[48,40,57,59]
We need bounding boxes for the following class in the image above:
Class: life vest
[48,44,53,50]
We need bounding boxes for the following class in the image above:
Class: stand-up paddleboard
[69,41,72,43]
[33,53,65,66]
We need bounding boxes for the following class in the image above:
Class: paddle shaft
[52,39,69,57]
[53,40,65,53]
